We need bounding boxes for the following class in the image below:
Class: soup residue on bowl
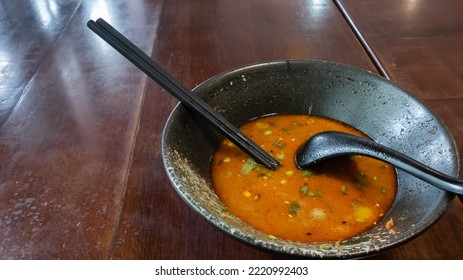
[211,114,397,243]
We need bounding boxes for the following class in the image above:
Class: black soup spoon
[296,131,463,199]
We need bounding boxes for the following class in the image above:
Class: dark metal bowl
[162,60,459,258]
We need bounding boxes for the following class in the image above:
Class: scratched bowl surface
[162,60,458,258]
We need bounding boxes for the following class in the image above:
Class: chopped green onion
[272,140,285,148]
[319,244,331,250]
[285,170,294,176]
[289,202,300,215]
[263,130,272,136]
[268,235,277,240]
[300,186,323,197]
[302,170,313,177]
[309,190,323,197]
[241,158,256,174]
[276,153,286,160]
[300,186,309,196]
[314,189,324,197]
[380,186,387,194]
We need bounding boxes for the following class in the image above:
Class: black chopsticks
[87,18,279,170]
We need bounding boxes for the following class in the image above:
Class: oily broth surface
[211,115,397,243]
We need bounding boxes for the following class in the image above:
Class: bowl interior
[162,60,458,258]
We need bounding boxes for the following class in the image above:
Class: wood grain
[0,0,163,259]
[1,0,462,259]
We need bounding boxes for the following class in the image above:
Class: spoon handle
[298,131,463,195]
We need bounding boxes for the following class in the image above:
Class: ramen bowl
[161,60,458,258]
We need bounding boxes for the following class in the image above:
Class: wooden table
[0,0,462,259]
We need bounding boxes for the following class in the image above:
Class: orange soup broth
[211,115,397,243]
